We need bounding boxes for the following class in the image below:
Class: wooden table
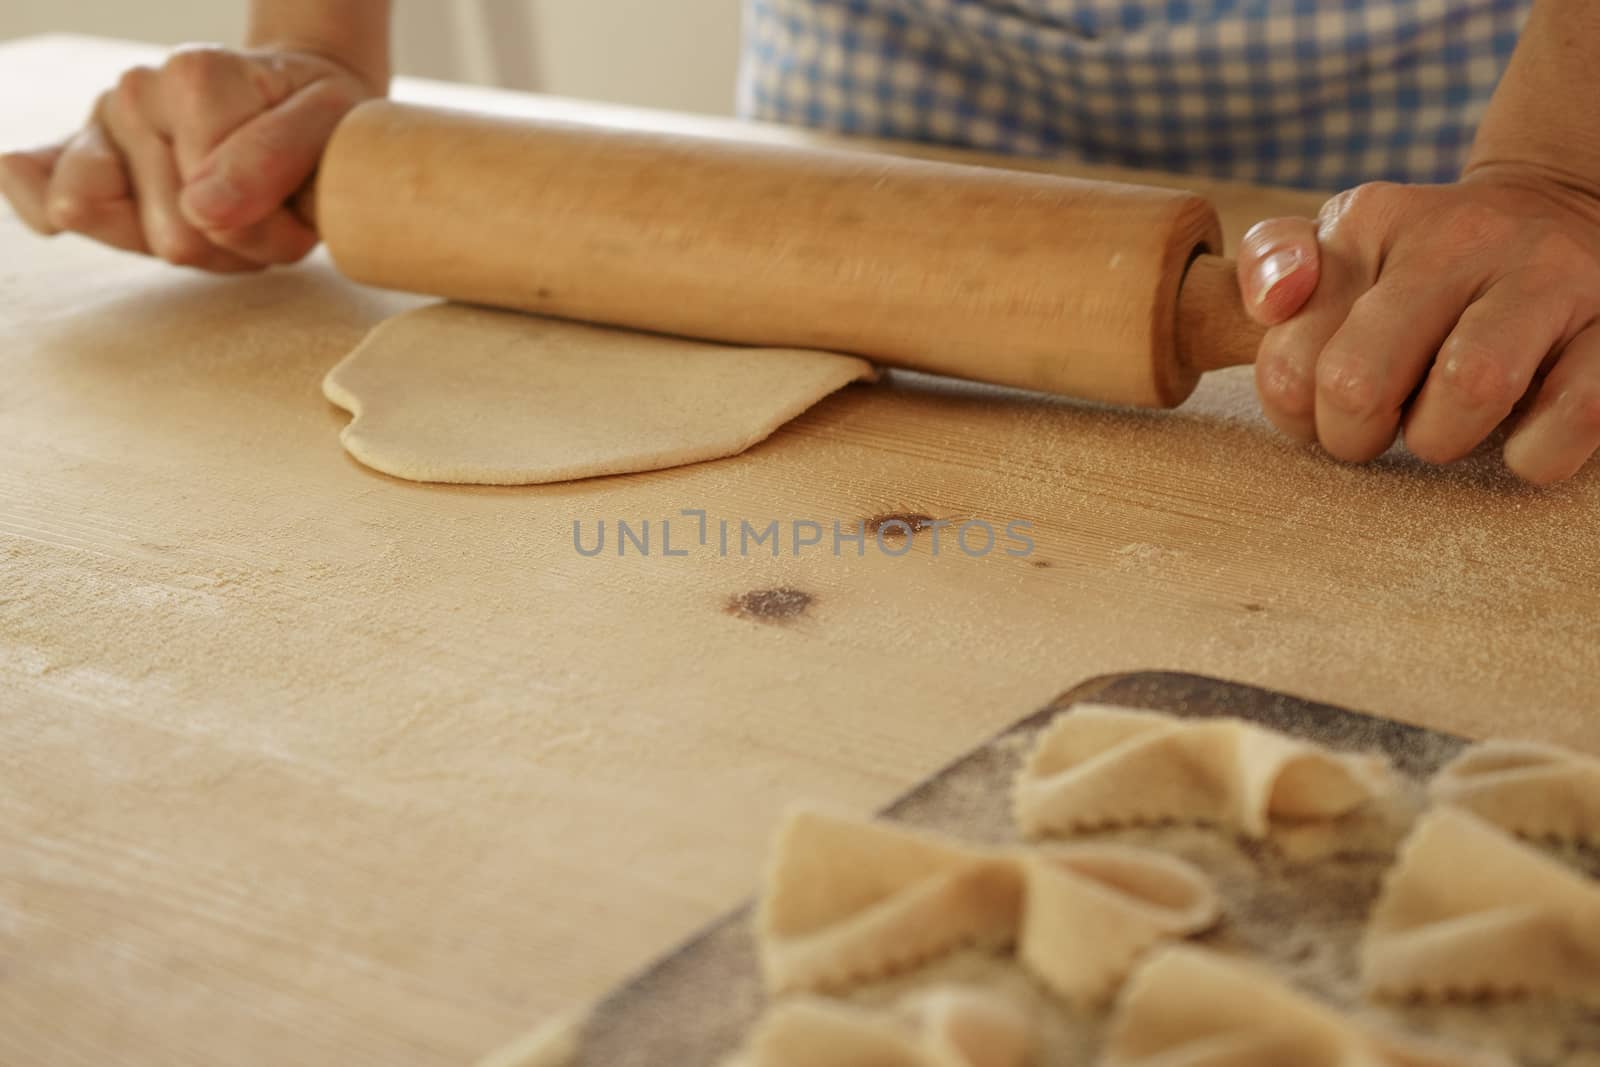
[2,34,1595,1067]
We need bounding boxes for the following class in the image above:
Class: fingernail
[1254,249,1302,306]
[182,174,242,224]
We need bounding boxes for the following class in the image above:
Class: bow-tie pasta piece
[1017,846,1219,1004]
[1429,740,1600,845]
[1362,807,1600,1005]
[1015,706,1394,839]
[757,810,1023,994]
[732,988,1032,1067]
[1105,946,1510,1067]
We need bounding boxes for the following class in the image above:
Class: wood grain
[318,101,1224,406]
[1,35,1596,1067]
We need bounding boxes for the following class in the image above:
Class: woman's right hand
[0,45,378,271]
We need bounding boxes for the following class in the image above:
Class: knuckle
[114,66,156,110]
[162,46,233,94]
[1316,356,1385,417]
[1436,339,1523,409]
[1319,181,1402,232]
[1254,336,1316,418]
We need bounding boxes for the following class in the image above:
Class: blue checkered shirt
[738,0,1529,190]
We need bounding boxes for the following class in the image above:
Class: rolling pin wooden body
[317,101,1264,408]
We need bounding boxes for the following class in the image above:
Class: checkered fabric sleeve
[737,0,1529,191]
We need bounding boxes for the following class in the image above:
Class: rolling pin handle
[1175,254,1267,375]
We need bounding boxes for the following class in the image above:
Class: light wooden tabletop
[2,34,1595,1067]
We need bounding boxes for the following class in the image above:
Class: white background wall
[0,0,745,115]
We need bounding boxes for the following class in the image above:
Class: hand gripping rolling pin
[315,101,1265,408]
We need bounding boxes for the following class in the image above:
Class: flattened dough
[323,303,876,485]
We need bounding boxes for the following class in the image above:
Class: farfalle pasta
[1014,705,1394,839]
[1429,739,1600,845]
[756,810,1218,1001]
[757,810,1023,994]
[1362,807,1600,1005]
[732,988,1032,1067]
[1017,846,1219,1004]
[1105,946,1509,1067]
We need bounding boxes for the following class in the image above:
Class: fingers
[1402,278,1568,465]
[160,46,275,179]
[193,208,319,265]
[1312,279,1465,463]
[159,46,332,265]
[10,49,351,271]
[1253,251,1368,444]
[97,69,256,272]
[159,47,320,264]
[1238,218,1321,325]
[0,143,66,234]
[45,124,148,253]
[1504,323,1600,484]
[175,76,354,266]
[180,78,355,237]
[1253,185,1406,445]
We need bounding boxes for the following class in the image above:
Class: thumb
[1237,218,1320,326]
[178,78,357,234]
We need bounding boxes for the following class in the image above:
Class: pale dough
[1014,705,1395,839]
[732,989,1031,1067]
[755,809,1217,1003]
[1362,807,1600,1005]
[322,303,876,485]
[757,810,1022,995]
[1106,946,1509,1067]
[1016,846,1218,1004]
[1429,739,1600,845]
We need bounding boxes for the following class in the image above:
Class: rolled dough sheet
[322,303,877,485]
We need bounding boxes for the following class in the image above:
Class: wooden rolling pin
[316,101,1265,408]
